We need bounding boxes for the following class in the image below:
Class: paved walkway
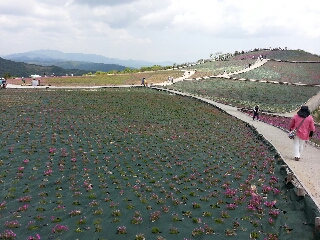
[152,63,320,210]
[203,97,320,212]
[215,58,268,78]
[5,70,195,89]
[5,84,136,89]
[180,58,267,80]
[153,70,196,86]
[151,87,320,212]
[280,91,320,117]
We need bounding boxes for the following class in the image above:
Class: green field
[8,70,184,86]
[165,78,319,113]
[1,49,320,239]
[0,88,318,239]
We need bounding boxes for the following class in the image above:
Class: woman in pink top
[289,106,316,161]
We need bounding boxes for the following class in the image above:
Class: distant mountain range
[0,57,88,78]
[2,49,174,70]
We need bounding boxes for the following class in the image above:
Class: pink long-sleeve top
[289,115,315,140]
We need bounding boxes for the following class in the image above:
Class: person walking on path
[252,105,260,120]
[141,78,145,86]
[289,106,315,161]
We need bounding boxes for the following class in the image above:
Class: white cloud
[0,0,320,63]
[72,0,139,7]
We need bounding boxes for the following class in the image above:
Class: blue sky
[1,0,319,63]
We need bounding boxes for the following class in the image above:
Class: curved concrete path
[280,91,320,117]
[181,58,268,80]
[207,99,320,212]
[5,70,195,89]
[152,70,196,86]
[165,67,320,211]
[151,87,320,212]
[219,58,268,78]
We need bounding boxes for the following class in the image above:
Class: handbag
[288,118,306,139]
[288,130,296,139]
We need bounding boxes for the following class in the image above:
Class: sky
[1,0,320,64]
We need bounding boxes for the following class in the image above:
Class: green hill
[230,49,320,61]
[187,49,320,84]
[0,57,87,78]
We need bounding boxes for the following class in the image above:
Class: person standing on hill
[289,106,315,161]
[252,105,260,120]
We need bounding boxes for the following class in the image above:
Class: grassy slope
[166,78,319,113]
[7,70,184,86]
[264,50,320,61]
[177,50,319,112]
[229,49,320,62]
[236,61,320,84]
[185,59,255,78]
[314,107,320,123]
[237,50,320,85]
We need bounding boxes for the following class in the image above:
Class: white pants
[294,136,306,158]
